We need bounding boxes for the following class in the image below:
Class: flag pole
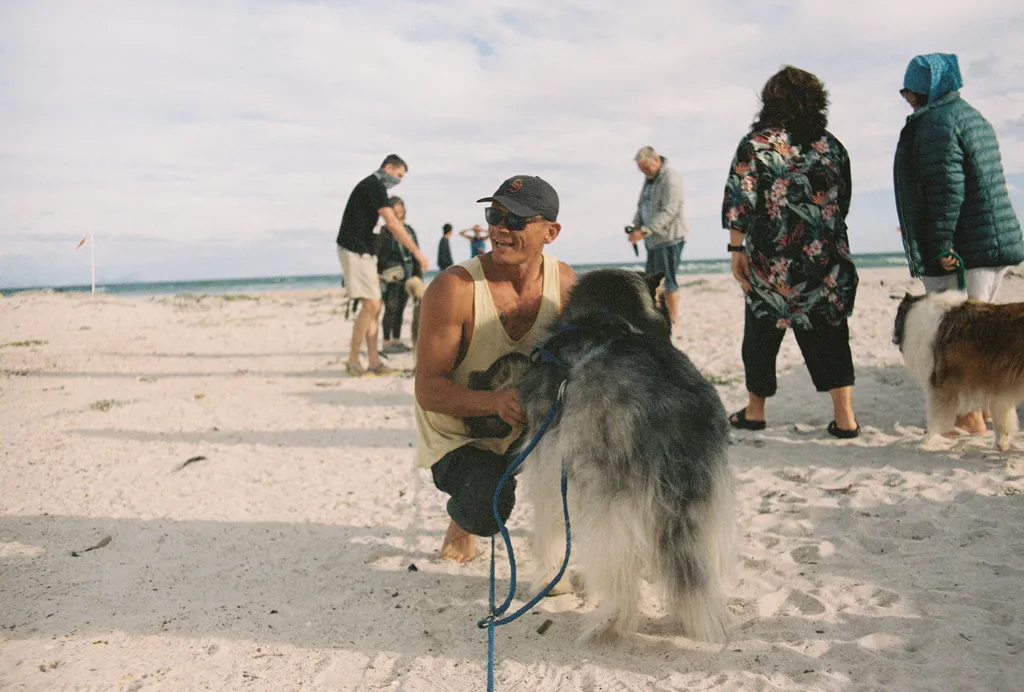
[76,231,96,292]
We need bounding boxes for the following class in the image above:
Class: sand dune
[2,267,1023,691]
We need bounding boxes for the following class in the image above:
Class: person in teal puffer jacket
[894,53,1023,295]
[894,52,1024,434]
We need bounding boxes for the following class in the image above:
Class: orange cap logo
[506,179,523,193]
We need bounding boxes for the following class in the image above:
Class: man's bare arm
[379,206,429,270]
[414,270,520,422]
[558,261,577,304]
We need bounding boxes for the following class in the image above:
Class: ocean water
[3,252,909,298]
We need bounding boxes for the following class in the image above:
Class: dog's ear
[644,272,665,301]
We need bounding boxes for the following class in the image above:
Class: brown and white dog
[893,291,1024,450]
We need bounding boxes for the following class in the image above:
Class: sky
[1,0,1022,289]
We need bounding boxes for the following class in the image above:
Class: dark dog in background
[894,291,1024,450]
[471,269,734,643]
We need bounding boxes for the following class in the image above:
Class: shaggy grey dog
[499,269,734,642]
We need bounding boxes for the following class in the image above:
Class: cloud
[1,0,1022,287]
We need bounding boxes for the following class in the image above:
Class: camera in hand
[625,224,639,256]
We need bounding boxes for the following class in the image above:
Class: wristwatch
[727,243,745,252]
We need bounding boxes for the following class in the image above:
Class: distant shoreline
[2,252,909,298]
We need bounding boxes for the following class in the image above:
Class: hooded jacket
[894,53,1023,277]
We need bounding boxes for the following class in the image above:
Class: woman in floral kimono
[721,66,860,438]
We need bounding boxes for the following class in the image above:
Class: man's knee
[432,447,516,537]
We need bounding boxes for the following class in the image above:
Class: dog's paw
[535,568,582,597]
[580,617,627,645]
[545,578,574,597]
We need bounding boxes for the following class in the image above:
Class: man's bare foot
[440,520,479,563]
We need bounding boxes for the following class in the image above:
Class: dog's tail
[656,463,734,642]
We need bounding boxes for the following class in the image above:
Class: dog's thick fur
[465,352,531,438]
[893,291,1024,450]
[497,269,734,642]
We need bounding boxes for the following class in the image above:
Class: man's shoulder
[659,162,683,184]
[429,264,476,292]
[422,265,475,319]
[555,258,576,287]
[353,173,385,196]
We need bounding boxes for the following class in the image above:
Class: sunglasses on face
[484,207,542,231]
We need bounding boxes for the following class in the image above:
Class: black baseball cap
[476,175,559,221]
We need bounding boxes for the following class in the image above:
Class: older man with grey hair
[628,146,689,324]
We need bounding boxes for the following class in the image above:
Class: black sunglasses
[484,207,542,231]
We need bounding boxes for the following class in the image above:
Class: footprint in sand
[843,584,901,610]
[790,541,834,564]
[856,633,927,663]
[858,535,899,555]
[791,545,820,564]
[1006,636,1024,656]
[757,588,826,617]
[785,589,826,615]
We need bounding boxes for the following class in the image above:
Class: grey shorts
[645,241,685,292]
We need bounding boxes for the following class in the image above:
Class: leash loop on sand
[477,386,572,692]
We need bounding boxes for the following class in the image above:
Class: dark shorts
[431,445,517,537]
[645,241,684,292]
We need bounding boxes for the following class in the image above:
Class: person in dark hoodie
[894,52,1024,434]
[377,196,423,354]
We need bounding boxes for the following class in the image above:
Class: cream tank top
[414,253,562,468]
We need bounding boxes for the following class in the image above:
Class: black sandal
[827,420,860,439]
[729,408,766,431]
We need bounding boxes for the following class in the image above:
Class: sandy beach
[2,266,1023,691]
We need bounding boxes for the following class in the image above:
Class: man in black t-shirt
[437,224,454,270]
[336,154,429,376]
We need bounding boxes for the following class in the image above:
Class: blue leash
[477,380,572,692]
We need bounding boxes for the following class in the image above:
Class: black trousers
[742,305,855,397]
[381,281,409,341]
[431,445,517,537]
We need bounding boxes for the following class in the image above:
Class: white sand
[2,267,1023,691]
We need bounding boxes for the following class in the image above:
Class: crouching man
[414,175,575,562]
